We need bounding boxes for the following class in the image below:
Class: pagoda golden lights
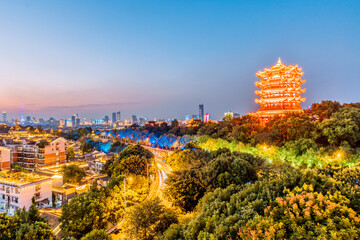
[253,58,306,122]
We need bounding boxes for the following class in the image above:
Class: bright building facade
[3,137,67,171]
[0,147,12,171]
[254,58,306,122]
[0,171,52,215]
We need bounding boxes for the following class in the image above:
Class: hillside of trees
[161,145,360,239]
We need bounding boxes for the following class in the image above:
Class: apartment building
[0,146,12,170]
[0,171,52,215]
[3,137,67,171]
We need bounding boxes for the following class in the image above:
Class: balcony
[34,194,41,200]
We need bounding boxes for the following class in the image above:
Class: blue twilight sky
[0,0,359,120]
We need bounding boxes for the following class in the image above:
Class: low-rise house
[88,158,106,174]
[52,184,76,208]
[0,171,52,215]
[97,176,110,187]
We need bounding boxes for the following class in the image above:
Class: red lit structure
[253,58,306,122]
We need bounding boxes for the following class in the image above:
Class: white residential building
[0,171,52,215]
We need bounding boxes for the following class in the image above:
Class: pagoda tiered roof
[256,58,303,78]
[252,58,306,122]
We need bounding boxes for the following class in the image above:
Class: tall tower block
[254,58,306,122]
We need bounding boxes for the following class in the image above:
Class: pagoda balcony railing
[259,107,301,111]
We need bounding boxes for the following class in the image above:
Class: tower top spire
[277,57,282,65]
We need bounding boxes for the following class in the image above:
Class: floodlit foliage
[0,199,55,240]
[60,183,124,239]
[61,164,86,183]
[239,187,360,239]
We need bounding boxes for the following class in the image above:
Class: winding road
[48,145,174,238]
[106,147,173,235]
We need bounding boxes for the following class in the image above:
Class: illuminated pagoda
[253,58,306,122]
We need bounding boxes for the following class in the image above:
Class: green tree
[15,222,55,240]
[230,115,262,144]
[81,229,112,240]
[239,187,360,239]
[113,155,149,176]
[118,144,154,160]
[60,183,124,239]
[164,169,206,211]
[0,213,20,240]
[166,148,209,171]
[310,100,341,122]
[265,112,315,142]
[66,147,75,160]
[318,106,360,147]
[125,197,178,240]
[205,154,257,190]
[181,168,339,239]
[62,164,86,183]
[0,198,55,240]
[80,141,93,154]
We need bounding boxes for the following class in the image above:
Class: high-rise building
[26,116,31,122]
[2,111,6,123]
[71,115,76,128]
[116,111,121,122]
[76,118,80,127]
[199,104,204,122]
[254,58,306,122]
[204,113,210,122]
[104,115,109,124]
[131,115,137,124]
[112,112,116,123]
[139,117,145,126]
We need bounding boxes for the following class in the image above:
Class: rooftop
[0,170,51,187]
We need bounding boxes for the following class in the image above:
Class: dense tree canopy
[60,183,124,239]
[164,148,262,212]
[239,187,360,239]
[162,163,360,240]
[0,199,55,240]
[103,145,154,177]
[62,164,86,183]
[125,197,178,240]
[80,229,112,240]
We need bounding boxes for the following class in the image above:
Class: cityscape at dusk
[1,1,360,121]
[1,1,360,240]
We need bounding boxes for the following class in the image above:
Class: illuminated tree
[239,186,360,239]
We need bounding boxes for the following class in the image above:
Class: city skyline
[1,1,360,120]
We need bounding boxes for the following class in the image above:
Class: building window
[34,193,41,199]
